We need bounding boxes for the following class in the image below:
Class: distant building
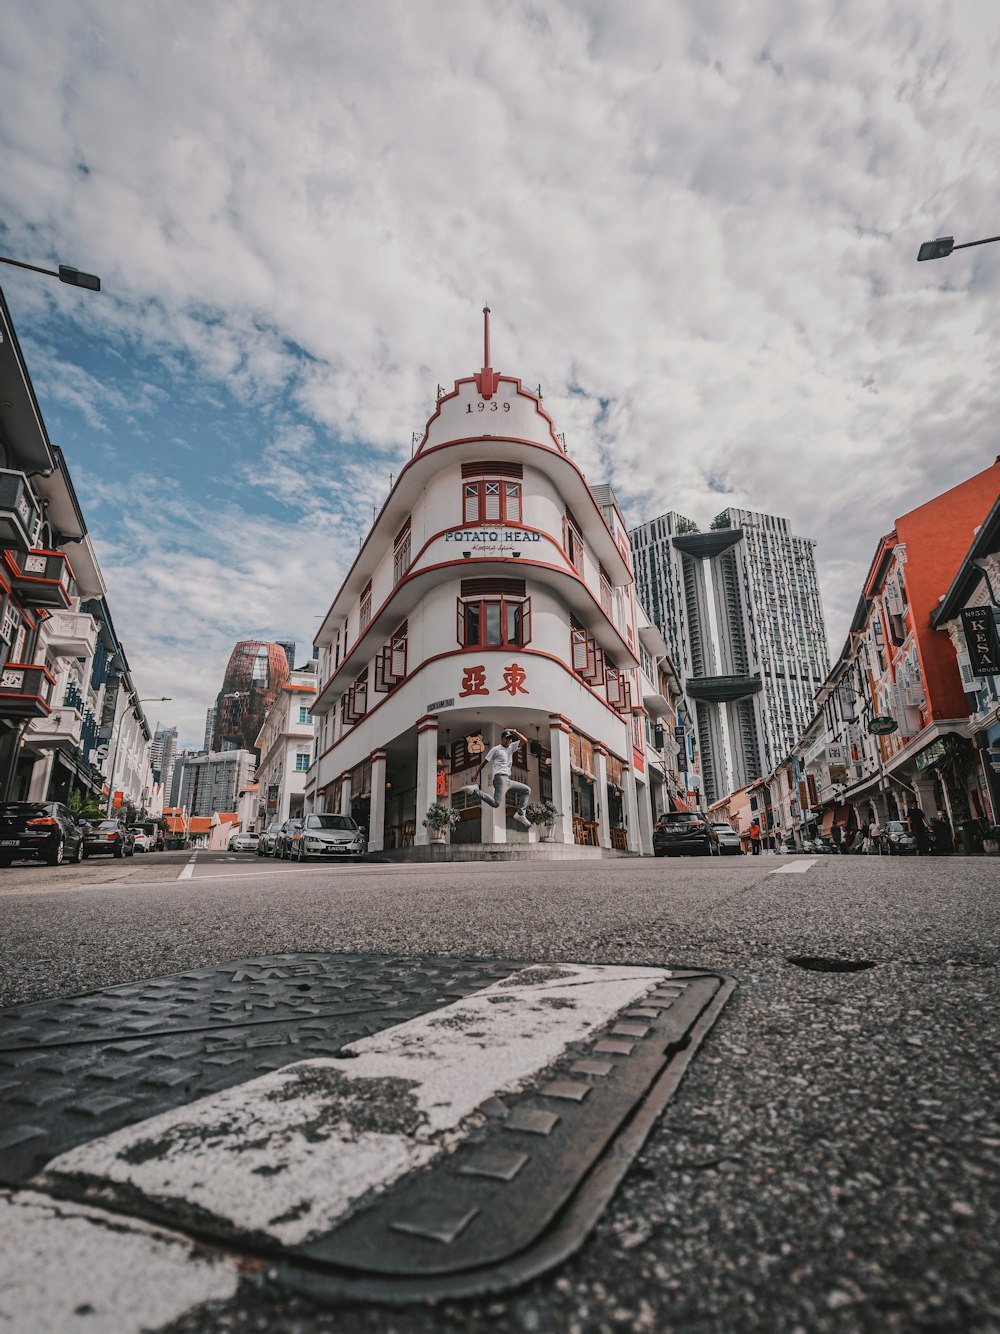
[177,749,256,818]
[149,724,178,792]
[203,706,216,752]
[631,508,829,803]
[211,641,291,756]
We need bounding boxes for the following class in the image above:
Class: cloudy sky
[1,0,998,748]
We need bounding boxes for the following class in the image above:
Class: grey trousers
[477,773,531,816]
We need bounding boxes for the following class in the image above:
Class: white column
[27,752,53,803]
[636,778,654,856]
[339,772,351,818]
[623,763,641,853]
[594,746,610,849]
[548,716,574,844]
[368,750,387,852]
[415,715,438,847]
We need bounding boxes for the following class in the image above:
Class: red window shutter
[505,482,521,522]
[484,482,501,521]
[457,598,465,646]
[522,597,531,646]
[571,627,589,672]
[591,644,606,687]
[374,650,388,693]
[388,636,407,681]
[464,483,480,523]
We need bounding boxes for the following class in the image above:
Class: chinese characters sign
[459,663,530,698]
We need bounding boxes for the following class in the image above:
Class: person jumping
[463,727,531,827]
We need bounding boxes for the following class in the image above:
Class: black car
[273,818,303,859]
[0,801,86,866]
[652,811,721,857]
[81,818,136,859]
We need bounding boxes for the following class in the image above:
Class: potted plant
[526,799,560,841]
[423,801,460,843]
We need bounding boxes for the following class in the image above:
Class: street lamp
[105,697,171,817]
[0,254,101,291]
[917,233,1000,262]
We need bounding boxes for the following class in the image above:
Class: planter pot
[538,825,554,843]
[429,831,447,844]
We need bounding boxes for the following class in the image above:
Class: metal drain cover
[3,955,733,1303]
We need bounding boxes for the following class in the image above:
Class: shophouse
[308,312,659,856]
[0,286,153,813]
[931,491,1000,835]
[254,663,317,829]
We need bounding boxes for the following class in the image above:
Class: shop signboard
[867,716,898,736]
[961,606,1000,676]
[915,739,946,771]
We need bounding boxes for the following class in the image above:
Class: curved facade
[214,640,291,756]
[309,314,668,854]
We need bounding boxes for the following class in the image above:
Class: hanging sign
[961,606,1000,676]
[867,716,898,736]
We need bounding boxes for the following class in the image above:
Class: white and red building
[308,312,674,856]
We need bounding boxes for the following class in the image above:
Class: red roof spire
[475,304,500,399]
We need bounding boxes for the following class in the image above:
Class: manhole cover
[3,955,733,1303]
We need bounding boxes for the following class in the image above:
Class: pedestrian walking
[747,819,762,855]
[908,800,930,856]
[931,810,954,855]
[463,727,532,826]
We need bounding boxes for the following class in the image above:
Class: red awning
[834,804,852,828]
[670,794,693,813]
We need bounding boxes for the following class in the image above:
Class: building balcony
[0,470,42,553]
[3,549,77,609]
[686,673,762,703]
[42,610,98,658]
[0,662,55,718]
[24,705,83,749]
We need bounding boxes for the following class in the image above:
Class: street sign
[867,716,898,736]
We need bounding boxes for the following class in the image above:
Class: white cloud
[1,0,999,738]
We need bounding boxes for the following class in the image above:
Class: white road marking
[177,854,197,880]
[771,859,818,874]
[38,963,673,1246]
[0,1189,238,1334]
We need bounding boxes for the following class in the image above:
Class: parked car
[652,812,720,857]
[257,823,283,857]
[131,820,164,851]
[273,818,304,859]
[131,829,155,853]
[228,831,259,852]
[882,820,916,855]
[711,822,744,856]
[0,801,85,866]
[82,819,136,859]
[294,813,366,861]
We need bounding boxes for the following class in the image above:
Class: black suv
[0,801,86,866]
[652,812,721,858]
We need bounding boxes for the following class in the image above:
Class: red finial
[476,304,500,399]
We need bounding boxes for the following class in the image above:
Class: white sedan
[228,832,259,852]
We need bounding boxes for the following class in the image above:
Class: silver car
[294,813,367,861]
[711,822,744,855]
[228,832,259,852]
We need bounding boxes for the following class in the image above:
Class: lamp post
[917,233,1000,262]
[105,697,170,817]
[0,254,101,290]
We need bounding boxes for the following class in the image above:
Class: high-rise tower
[631,507,829,802]
[211,641,291,757]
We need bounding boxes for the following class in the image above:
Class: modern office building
[631,507,829,803]
[149,723,178,793]
[176,748,256,818]
[203,706,216,752]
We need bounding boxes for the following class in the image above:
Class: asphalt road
[2,850,998,1333]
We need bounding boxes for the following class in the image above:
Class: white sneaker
[461,784,481,795]
[513,812,530,827]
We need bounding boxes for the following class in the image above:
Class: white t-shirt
[486,741,518,777]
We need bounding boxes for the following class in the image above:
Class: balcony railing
[0,470,42,552]
[42,610,98,658]
[3,549,77,609]
[0,662,55,718]
[24,704,83,749]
